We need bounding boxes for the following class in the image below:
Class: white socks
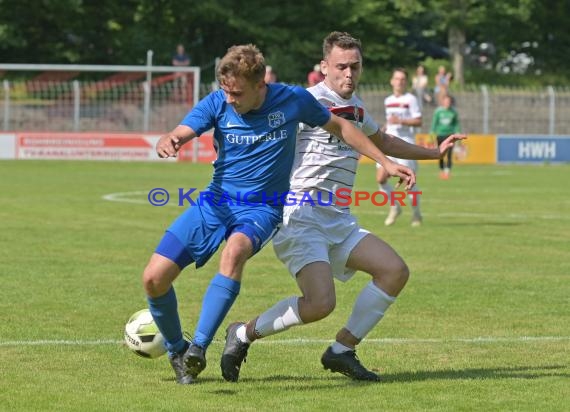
[236,296,302,343]
[236,284,395,353]
[344,281,395,340]
[236,324,250,343]
[330,341,353,354]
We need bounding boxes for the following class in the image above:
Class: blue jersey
[180,83,330,203]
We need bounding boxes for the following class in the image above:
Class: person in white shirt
[220,32,464,382]
[412,64,431,108]
[377,68,424,226]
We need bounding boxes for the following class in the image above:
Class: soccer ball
[124,309,166,359]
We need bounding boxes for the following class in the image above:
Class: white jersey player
[384,91,421,145]
[276,81,378,284]
[377,68,423,226]
[288,81,378,211]
[220,32,465,383]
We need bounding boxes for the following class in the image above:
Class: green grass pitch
[0,160,568,411]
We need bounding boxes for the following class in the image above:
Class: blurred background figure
[264,65,277,83]
[412,64,431,108]
[434,65,452,105]
[430,94,462,179]
[377,68,423,227]
[171,44,191,99]
[172,44,191,66]
[307,63,325,86]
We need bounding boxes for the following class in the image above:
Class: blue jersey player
[142,44,415,384]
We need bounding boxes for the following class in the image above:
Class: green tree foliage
[0,0,566,84]
[405,0,539,85]
[524,0,570,74]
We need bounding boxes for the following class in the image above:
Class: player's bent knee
[389,259,410,287]
[221,241,252,267]
[142,267,170,297]
[398,261,410,285]
[372,258,410,289]
[301,295,336,323]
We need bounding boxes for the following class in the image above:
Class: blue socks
[193,273,241,348]
[147,274,240,354]
[147,287,187,355]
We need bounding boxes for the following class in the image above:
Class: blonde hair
[216,44,266,85]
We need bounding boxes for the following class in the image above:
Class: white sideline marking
[0,339,120,346]
[102,191,153,205]
[1,336,569,347]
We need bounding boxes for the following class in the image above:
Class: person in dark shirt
[172,44,190,66]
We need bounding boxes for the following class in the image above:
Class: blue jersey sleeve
[292,86,331,127]
[179,91,221,135]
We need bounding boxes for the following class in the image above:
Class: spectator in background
[430,94,462,179]
[172,44,191,66]
[264,65,277,83]
[412,65,431,108]
[307,63,325,86]
[172,44,191,96]
[434,65,452,105]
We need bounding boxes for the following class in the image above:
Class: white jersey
[384,92,421,144]
[290,82,379,210]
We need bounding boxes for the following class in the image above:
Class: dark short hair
[323,31,362,59]
[392,67,408,78]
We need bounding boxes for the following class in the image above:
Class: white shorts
[376,156,418,173]
[272,205,369,282]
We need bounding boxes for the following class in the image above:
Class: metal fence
[1,72,568,135]
[0,63,200,133]
[358,84,570,135]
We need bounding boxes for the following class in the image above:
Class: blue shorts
[155,201,281,269]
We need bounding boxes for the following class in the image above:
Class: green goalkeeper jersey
[430,106,461,136]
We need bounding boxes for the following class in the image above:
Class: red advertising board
[9,132,217,163]
[16,132,158,161]
[177,134,217,163]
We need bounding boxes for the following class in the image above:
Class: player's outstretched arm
[322,114,416,189]
[371,130,466,160]
[156,125,197,158]
[437,134,467,158]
